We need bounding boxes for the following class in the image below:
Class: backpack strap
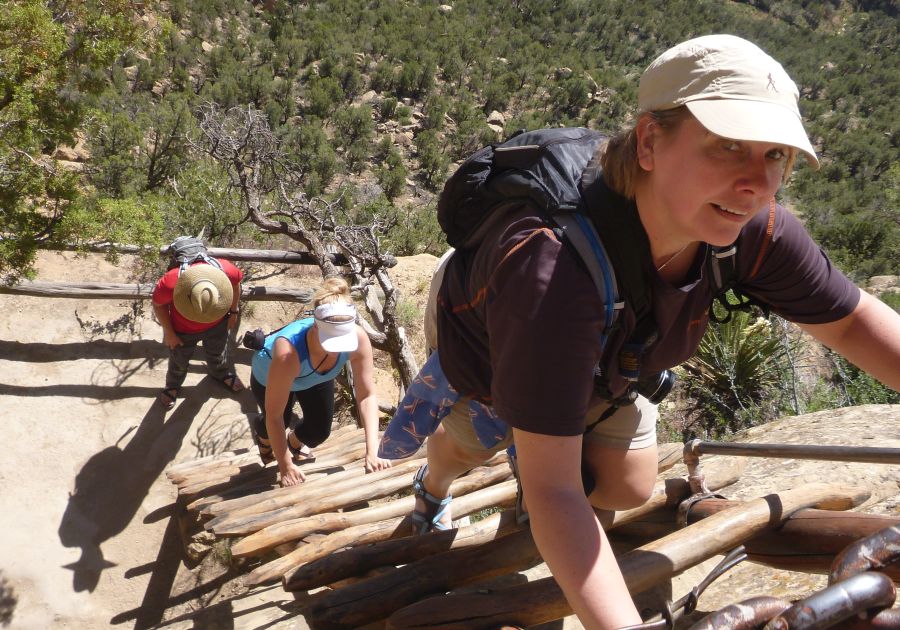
[707,199,776,323]
[580,167,658,382]
[178,253,223,276]
[552,213,623,352]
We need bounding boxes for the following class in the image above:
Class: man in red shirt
[152,259,245,410]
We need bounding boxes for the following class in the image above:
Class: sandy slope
[0,250,434,630]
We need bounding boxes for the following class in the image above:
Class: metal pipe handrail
[688,440,900,465]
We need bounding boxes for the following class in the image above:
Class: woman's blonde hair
[600,106,797,199]
[312,276,352,307]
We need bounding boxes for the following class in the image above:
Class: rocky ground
[0,250,896,629]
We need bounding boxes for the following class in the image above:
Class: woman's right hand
[279,460,305,486]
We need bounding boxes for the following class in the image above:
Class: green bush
[805,352,900,412]
[679,309,793,439]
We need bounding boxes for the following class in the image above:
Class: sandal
[219,371,246,393]
[158,388,179,410]
[411,464,453,535]
[286,431,315,461]
[251,415,275,465]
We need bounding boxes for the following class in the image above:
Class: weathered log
[0,280,313,302]
[169,424,360,487]
[199,461,368,517]
[178,465,275,501]
[232,462,513,553]
[48,242,351,265]
[285,509,517,592]
[186,479,282,514]
[614,499,897,579]
[205,459,425,529]
[241,478,518,586]
[180,448,366,505]
[385,482,868,629]
[281,449,744,593]
[206,456,450,544]
[166,448,254,479]
[306,527,543,629]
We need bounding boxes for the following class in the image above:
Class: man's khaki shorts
[441,394,658,457]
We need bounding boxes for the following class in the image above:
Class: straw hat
[172,265,233,324]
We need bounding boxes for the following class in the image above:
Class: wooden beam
[384,483,869,629]
[48,243,352,266]
[0,280,313,303]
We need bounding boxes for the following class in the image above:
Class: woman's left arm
[798,290,900,391]
[349,327,392,472]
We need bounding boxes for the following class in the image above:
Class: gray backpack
[167,236,222,275]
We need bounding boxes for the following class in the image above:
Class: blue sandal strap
[411,464,453,532]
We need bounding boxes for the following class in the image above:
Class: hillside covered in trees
[2,0,898,281]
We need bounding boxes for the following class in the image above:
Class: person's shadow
[56,376,254,594]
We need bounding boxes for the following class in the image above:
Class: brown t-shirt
[437,196,860,437]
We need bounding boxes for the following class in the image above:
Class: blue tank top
[250,318,350,391]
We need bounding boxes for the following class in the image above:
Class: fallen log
[385,482,868,629]
[242,478,518,586]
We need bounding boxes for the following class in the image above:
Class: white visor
[314,302,358,352]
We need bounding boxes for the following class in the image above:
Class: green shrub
[679,309,793,439]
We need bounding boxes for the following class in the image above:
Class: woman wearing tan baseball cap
[379,34,900,629]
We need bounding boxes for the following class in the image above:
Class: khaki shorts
[441,394,658,457]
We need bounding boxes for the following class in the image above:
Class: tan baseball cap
[639,34,818,168]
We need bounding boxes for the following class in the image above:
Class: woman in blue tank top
[249,277,391,486]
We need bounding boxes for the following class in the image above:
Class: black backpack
[437,127,747,386]
[167,236,223,276]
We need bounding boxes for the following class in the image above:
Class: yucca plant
[680,308,791,438]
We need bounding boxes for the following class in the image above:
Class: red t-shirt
[152,259,243,334]
[437,188,860,437]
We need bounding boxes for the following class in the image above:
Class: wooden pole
[283,459,745,593]
[307,527,544,629]
[230,462,513,553]
[242,477,518,586]
[284,510,517,592]
[613,500,898,580]
[204,459,426,534]
[0,280,313,302]
[49,242,352,266]
[385,483,868,629]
